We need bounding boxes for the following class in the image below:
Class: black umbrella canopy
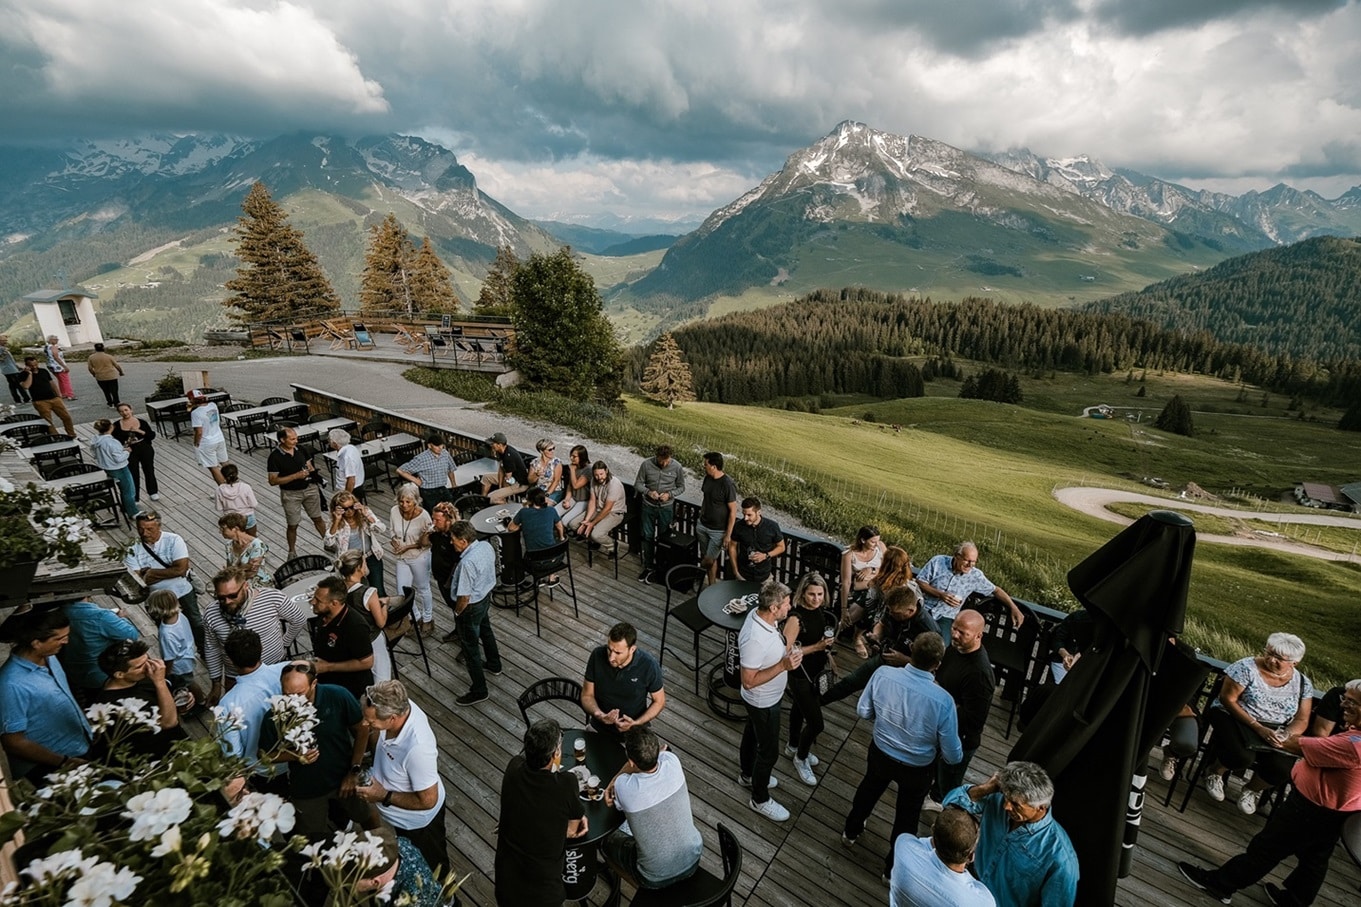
[1009,510,1203,905]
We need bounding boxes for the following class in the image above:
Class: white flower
[33,763,99,804]
[22,849,97,884]
[212,705,246,733]
[124,787,192,842]
[268,693,319,755]
[62,860,140,907]
[150,825,183,858]
[84,700,157,734]
[374,878,395,903]
[216,792,295,842]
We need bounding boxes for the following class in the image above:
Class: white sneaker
[783,744,818,766]
[749,797,790,822]
[1238,789,1260,815]
[1160,756,1178,782]
[922,796,944,813]
[1205,774,1226,802]
[737,772,777,790]
[149,493,160,501]
[793,756,817,786]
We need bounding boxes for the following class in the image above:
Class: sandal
[853,633,870,659]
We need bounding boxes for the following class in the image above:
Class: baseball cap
[186,389,207,404]
[487,432,508,445]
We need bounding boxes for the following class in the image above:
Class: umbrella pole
[1120,770,1147,877]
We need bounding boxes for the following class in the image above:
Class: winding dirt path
[1053,486,1361,563]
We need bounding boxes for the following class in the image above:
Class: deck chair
[321,320,356,350]
[350,322,376,350]
[393,324,428,354]
[287,327,310,352]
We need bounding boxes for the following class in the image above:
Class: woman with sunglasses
[1200,631,1313,815]
[326,490,387,597]
[528,438,565,506]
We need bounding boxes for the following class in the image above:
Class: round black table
[471,502,521,537]
[697,580,760,720]
[560,728,628,901]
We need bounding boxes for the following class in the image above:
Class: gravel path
[1053,486,1360,563]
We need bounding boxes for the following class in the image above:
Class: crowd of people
[2,384,1360,907]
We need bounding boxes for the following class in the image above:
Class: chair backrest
[454,493,491,520]
[260,396,290,406]
[18,429,63,446]
[361,420,390,440]
[664,564,707,609]
[516,677,585,729]
[274,555,335,589]
[706,823,743,907]
[525,540,569,575]
[979,595,1042,679]
[48,462,102,479]
[2,413,36,424]
[308,412,337,424]
[796,540,843,596]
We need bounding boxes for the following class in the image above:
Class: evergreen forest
[651,287,1361,408]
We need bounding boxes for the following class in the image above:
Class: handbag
[140,540,205,596]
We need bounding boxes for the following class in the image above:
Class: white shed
[23,287,104,347]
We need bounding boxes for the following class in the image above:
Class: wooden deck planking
[53,411,1361,907]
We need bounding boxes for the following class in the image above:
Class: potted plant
[0,477,118,606]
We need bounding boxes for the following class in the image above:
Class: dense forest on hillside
[641,288,1361,407]
[1083,236,1361,361]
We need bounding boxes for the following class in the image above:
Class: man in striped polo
[204,566,309,705]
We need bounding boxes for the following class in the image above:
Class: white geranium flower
[124,787,193,842]
[63,860,140,907]
[211,705,246,732]
[149,825,183,858]
[22,848,98,883]
[217,792,295,842]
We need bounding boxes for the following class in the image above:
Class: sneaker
[1177,862,1232,904]
[443,630,461,643]
[793,756,817,786]
[455,691,488,707]
[736,772,777,790]
[1160,756,1179,782]
[841,830,859,848]
[782,744,818,766]
[1237,789,1260,815]
[637,568,652,584]
[542,576,560,589]
[1261,882,1296,906]
[749,798,790,822]
[149,493,160,501]
[1205,774,1226,802]
[486,664,504,676]
[922,796,944,813]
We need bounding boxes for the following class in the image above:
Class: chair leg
[412,621,431,675]
[566,568,579,618]
[692,632,702,695]
[1179,750,1211,813]
[387,640,401,681]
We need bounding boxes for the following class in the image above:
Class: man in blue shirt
[448,519,503,707]
[214,629,287,803]
[59,600,138,693]
[0,607,92,781]
[943,762,1079,907]
[915,541,1024,637]
[891,805,996,907]
[843,632,962,881]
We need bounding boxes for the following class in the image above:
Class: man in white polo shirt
[738,579,802,822]
[188,389,228,485]
[355,679,448,875]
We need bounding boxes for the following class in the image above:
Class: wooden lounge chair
[393,323,429,354]
[321,320,356,350]
[350,322,376,350]
[287,327,310,352]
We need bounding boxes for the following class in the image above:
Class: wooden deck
[31,411,1361,907]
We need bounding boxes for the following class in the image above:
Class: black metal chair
[1,412,36,424]
[274,555,335,589]
[234,411,274,452]
[384,586,430,678]
[277,403,311,425]
[516,677,585,730]
[360,420,390,441]
[454,493,490,520]
[659,564,715,695]
[629,823,743,907]
[516,541,579,636]
[977,594,1044,738]
[797,539,844,617]
[260,396,290,406]
[33,445,84,479]
[56,467,124,528]
[18,430,72,447]
[308,412,338,424]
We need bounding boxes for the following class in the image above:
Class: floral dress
[224,536,271,585]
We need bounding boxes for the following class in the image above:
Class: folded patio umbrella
[1009,510,1208,905]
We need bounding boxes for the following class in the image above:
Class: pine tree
[222,182,340,325]
[407,237,460,314]
[640,332,696,408]
[1154,394,1194,436]
[508,247,621,403]
[359,213,416,317]
[475,245,520,318]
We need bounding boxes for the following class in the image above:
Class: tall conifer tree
[359,213,416,317]
[223,182,339,325]
[475,245,520,318]
[407,237,460,314]
[640,332,696,408]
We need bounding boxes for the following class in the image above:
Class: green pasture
[620,397,1361,685]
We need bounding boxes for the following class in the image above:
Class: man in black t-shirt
[727,497,785,584]
[581,622,666,736]
[482,431,531,504]
[19,356,76,436]
[308,576,374,699]
[697,452,738,585]
[931,608,995,805]
[267,427,327,559]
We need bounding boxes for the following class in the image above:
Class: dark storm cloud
[1093,0,1350,36]
[836,0,1082,55]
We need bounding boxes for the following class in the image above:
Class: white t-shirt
[373,700,446,829]
[123,531,194,598]
[336,444,365,489]
[738,609,787,708]
[191,403,225,446]
[388,507,434,563]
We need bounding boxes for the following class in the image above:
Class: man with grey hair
[915,541,1024,637]
[355,680,448,874]
[943,761,1079,907]
[738,579,802,821]
[843,632,962,883]
[329,428,365,501]
[447,519,503,705]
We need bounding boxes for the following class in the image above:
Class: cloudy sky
[3,0,1360,225]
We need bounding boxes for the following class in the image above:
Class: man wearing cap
[482,432,530,505]
[188,389,228,485]
[395,433,460,513]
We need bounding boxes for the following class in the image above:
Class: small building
[23,286,103,348]
[1340,481,1361,513]
[1294,481,1353,511]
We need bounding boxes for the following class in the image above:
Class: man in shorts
[267,426,327,560]
[188,389,228,484]
[696,451,738,586]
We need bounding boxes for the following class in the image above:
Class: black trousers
[1209,787,1348,904]
[395,806,449,877]
[126,442,159,497]
[786,670,825,759]
[5,372,28,403]
[96,377,120,406]
[1206,707,1295,785]
[844,740,935,877]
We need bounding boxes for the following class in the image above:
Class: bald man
[929,609,995,806]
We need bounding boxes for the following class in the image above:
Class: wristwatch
[349,764,363,774]
[381,791,394,807]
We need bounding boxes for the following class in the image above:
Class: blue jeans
[638,503,674,569]
[740,701,782,803]
[456,595,502,697]
[106,466,137,517]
